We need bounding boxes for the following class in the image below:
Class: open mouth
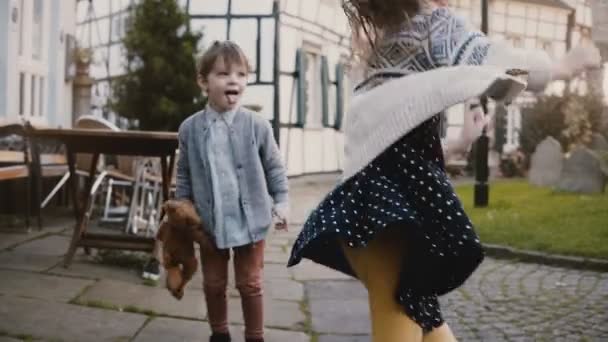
[225,89,240,104]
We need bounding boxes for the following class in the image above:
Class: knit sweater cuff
[484,42,553,92]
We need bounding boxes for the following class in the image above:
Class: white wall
[445,0,581,153]
[278,0,350,176]
[54,0,77,127]
[189,0,350,176]
[1,0,76,127]
[0,1,15,123]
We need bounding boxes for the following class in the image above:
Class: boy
[176,40,289,342]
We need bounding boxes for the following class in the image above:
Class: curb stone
[483,243,608,272]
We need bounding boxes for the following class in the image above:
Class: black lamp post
[474,0,490,207]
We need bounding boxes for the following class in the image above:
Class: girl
[288,1,600,341]
[177,41,289,342]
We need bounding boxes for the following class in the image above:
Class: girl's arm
[442,99,490,160]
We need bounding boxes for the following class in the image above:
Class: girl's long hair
[342,0,424,78]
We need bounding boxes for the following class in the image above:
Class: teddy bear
[156,199,213,299]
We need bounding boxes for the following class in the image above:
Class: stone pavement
[0,174,606,341]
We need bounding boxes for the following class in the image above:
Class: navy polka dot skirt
[288,116,485,332]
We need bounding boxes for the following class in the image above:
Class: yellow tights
[341,229,458,342]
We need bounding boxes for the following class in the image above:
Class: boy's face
[198,57,248,112]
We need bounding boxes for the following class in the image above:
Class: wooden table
[27,128,178,267]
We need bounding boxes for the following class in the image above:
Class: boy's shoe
[210,333,231,342]
[142,258,161,281]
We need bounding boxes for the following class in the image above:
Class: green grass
[455,180,608,259]
[142,278,159,287]
[77,299,120,311]
[0,330,35,341]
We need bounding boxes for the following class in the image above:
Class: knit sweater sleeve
[430,8,552,92]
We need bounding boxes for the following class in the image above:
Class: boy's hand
[272,203,289,232]
[275,217,288,231]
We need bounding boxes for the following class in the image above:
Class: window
[506,105,522,149]
[19,73,25,116]
[32,0,43,60]
[302,43,323,128]
[538,40,552,55]
[112,14,123,41]
[16,0,48,121]
[39,76,44,117]
[112,13,130,41]
[30,75,36,116]
[505,35,524,48]
[18,0,25,56]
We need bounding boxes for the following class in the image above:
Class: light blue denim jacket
[175,107,289,248]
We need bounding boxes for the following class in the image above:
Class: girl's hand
[460,99,492,145]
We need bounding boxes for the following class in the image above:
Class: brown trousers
[200,240,265,339]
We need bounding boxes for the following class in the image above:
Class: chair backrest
[74,115,120,172]
[0,123,28,166]
[75,115,121,131]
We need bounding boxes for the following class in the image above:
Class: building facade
[447,0,599,154]
[0,0,77,128]
[77,0,603,176]
[78,0,351,177]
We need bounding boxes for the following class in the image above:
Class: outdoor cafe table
[27,128,178,267]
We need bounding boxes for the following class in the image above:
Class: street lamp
[473,0,490,207]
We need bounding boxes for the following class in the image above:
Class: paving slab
[77,279,206,319]
[0,232,34,250]
[11,234,70,256]
[309,299,370,335]
[270,227,302,241]
[1,174,607,341]
[267,238,292,249]
[188,254,295,291]
[47,258,143,283]
[0,251,61,272]
[0,296,146,342]
[227,297,306,330]
[291,260,353,281]
[305,280,366,300]
[264,245,285,253]
[265,263,295,280]
[317,335,370,342]
[263,278,304,301]
[0,269,93,302]
[264,251,291,264]
[134,317,309,342]
[227,278,304,302]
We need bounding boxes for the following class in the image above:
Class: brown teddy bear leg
[166,266,184,299]
[177,257,199,294]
